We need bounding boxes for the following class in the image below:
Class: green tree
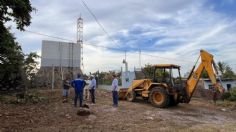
[142,64,154,79]
[0,0,34,91]
[197,61,235,79]
[0,29,25,90]
[24,52,39,79]
[201,70,209,78]
[0,0,34,31]
[217,61,227,76]
[142,64,170,79]
[217,61,236,79]
[223,66,236,79]
[24,52,39,88]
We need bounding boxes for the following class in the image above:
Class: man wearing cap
[111,74,119,107]
[71,74,86,107]
[89,75,96,104]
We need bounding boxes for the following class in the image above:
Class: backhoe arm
[185,50,224,102]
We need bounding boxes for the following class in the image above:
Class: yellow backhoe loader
[119,50,224,108]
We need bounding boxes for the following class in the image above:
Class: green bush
[11,91,48,104]
[221,92,231,100]
[228,88,236,101]
[223,87,236,101]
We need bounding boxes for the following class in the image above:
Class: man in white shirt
[89,75,96,104]
[84,80,90,100]
[111,74,119,107]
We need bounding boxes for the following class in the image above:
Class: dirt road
[1,89,236,132]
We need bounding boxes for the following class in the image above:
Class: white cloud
[8,0,236,74]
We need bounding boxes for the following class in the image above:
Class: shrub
[11,91,48,104]
[221,92,231,100]
[228,88,236,101]
[222,87,236,101]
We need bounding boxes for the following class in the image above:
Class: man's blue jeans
[89,89,95,103]
[63,89,69,97]
[112,91,118,107]
[74,90,83,107]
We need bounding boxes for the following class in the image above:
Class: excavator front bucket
[118,79,149,100]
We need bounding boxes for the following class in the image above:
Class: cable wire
[19,28,195,63]
[24,29,74,42]
[81,0,119,47]
[141,53,194,63]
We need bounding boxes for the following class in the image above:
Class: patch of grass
[0,94,15,103]
[10,90,49,104]
[215,100,234,107]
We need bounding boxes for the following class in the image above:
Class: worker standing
[84,79,90,100]
[71,74,86,107]
[62,76,70,102]
[89,75,96,104]
[111,74,119,107]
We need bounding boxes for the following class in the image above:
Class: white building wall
[41,40,81,67]
[203,80,236,91]
[121,71,136,88]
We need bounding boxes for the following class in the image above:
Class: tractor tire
[149,87,170,108]
[127,90,136,102]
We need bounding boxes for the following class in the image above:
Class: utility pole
[51,64,54,90]
[125,50,127,61]
[139,50,141,68]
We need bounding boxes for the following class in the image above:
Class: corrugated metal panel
[41,40,81,67]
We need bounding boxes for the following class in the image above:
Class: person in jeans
[62,77,70,102]
[89,75,96,104]
[111,74,119,107]
[71,74,86,107]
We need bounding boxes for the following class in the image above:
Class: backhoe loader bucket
[119,80,149,100]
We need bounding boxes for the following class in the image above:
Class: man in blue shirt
[71,74,86,107]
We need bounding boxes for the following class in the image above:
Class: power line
[141,53,194,63]
[24,29,74,42]
[17,29,236,72]
[20,28,196,63]
[84,42,126,51]
[22,28,125,51]
[84,43,194,63]
[81,0,119,47]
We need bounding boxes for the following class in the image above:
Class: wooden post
[52,64,55,90]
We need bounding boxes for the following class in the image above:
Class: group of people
[62,74,119,108]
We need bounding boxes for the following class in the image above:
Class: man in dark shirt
[62,77,70,102]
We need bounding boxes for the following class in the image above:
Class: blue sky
[9,0,236,73]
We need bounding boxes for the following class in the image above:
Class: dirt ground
[1,88,236,132]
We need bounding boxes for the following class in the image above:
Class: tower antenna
[77,16,84,72]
